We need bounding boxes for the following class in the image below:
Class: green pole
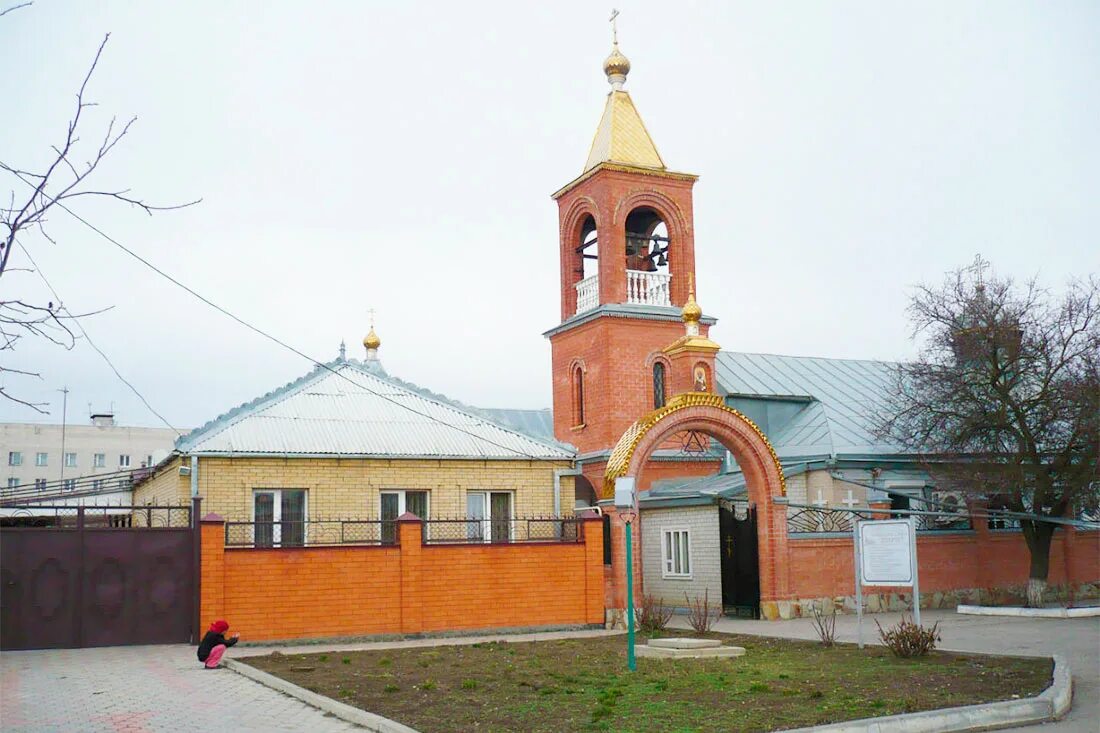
[625,518,636,671]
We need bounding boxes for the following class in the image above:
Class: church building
[544,35,962,620]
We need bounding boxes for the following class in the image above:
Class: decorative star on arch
[678,430,709,455]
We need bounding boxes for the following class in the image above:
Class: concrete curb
[957,604,1100,618]
[225,658,420,733]
[779,655,1071,733]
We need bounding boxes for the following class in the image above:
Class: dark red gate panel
[1,510,194,651]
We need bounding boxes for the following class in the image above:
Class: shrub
[685,589,721,633]
[875,615,941,657]
[637,593,673,632]
[810,602,838,647]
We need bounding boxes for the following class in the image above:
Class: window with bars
[653,361,667,409]
[34,478,47,491]
[662,527,692,578]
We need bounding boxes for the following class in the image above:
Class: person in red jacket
[197,620,239,668]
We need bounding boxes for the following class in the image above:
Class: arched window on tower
[653,361,667,409]
[574,215,599,313]
[624,206,670,307]
[572,364,585,427]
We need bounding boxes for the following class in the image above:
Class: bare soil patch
[244,631,1051,733]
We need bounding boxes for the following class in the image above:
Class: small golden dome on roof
[603,43,631,82]
[363,327,381,351]
[682,284,702,324]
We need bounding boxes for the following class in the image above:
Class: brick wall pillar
[397,513,423,634]
[602,505,642,623]
[199,514,226,637]
[869,501,891,520]
[582,517,607,624]
[967,498,992,592]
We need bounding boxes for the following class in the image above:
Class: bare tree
[880,261,1099,606]
[1,13,198,411]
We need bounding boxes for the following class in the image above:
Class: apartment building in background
[1,414,178,496]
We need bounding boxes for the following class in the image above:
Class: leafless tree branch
[0,22,199,412]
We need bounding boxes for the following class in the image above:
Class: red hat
[209,619,229,634]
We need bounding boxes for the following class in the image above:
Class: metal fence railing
[786,505,973,535]
[422,516,583,545]
[0,503,193,529]
[224,519,396,548]
[222,516,585,548]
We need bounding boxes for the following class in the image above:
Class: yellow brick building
[134,341,576,536]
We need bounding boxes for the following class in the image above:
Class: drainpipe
[190,455,199,498]
[553,467,582,515]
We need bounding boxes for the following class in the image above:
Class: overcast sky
[1,0,1097,432]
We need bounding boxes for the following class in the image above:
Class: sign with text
[857,519,914,586]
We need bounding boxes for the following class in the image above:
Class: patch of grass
[245,631,1051,733]
[342,657,351,665]
[318,654,328,662]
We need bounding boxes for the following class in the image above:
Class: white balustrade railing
[575,271,672,315]
[575,275,599,314]
[627,270,671,307]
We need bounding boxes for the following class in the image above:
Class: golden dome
[682,290,702,323]
[603,43,631,81]
[363,327,381,350]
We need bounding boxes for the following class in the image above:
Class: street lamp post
[614,476,638,672]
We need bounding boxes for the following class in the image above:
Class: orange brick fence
[199,513,605,642]
[776,523,1100,618]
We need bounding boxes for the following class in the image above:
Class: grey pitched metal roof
[175,360,573,460]
[716,351,903,458]
[474,408,555,443]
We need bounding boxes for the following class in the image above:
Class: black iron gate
[719,503,760,619]
[0,501,199,651]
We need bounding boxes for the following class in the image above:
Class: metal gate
[719,503,760,619]
[0,502,199,651]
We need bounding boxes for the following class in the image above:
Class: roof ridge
[339,362,576,456]
[719,350,900,367]
[175,360,337,452]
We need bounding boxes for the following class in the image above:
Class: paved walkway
[0,644,365,732]
[669,609,1100,733]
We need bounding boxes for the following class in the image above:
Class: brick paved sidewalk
[0,644,364,732]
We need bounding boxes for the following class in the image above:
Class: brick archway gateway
[602,392,793,606]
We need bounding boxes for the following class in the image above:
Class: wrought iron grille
[224,519,396,548]
[422,516,584,545]
[786,507,861,534]
[0,503,192,529]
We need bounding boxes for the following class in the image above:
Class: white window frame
[64,452,77,468]
[252,489,308,547]
[93,453,106,468]
[7,477,19,489]
[8,452,22,466]
[92,479,103,490]
[379,490,431,518]
[118,454,131,468]
[661,527,693,579]
[35,452,48,467]
[63,479,76,491]
[466,491,514,543]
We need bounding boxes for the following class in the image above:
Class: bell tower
[546,30,720,487]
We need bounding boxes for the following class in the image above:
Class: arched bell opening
[573,214,600,314]
[624,206,671,307]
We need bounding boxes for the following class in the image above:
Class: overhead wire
[14,239,181,435]
[6,172,557,461]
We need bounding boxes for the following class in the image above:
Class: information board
[857,519,914,586]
